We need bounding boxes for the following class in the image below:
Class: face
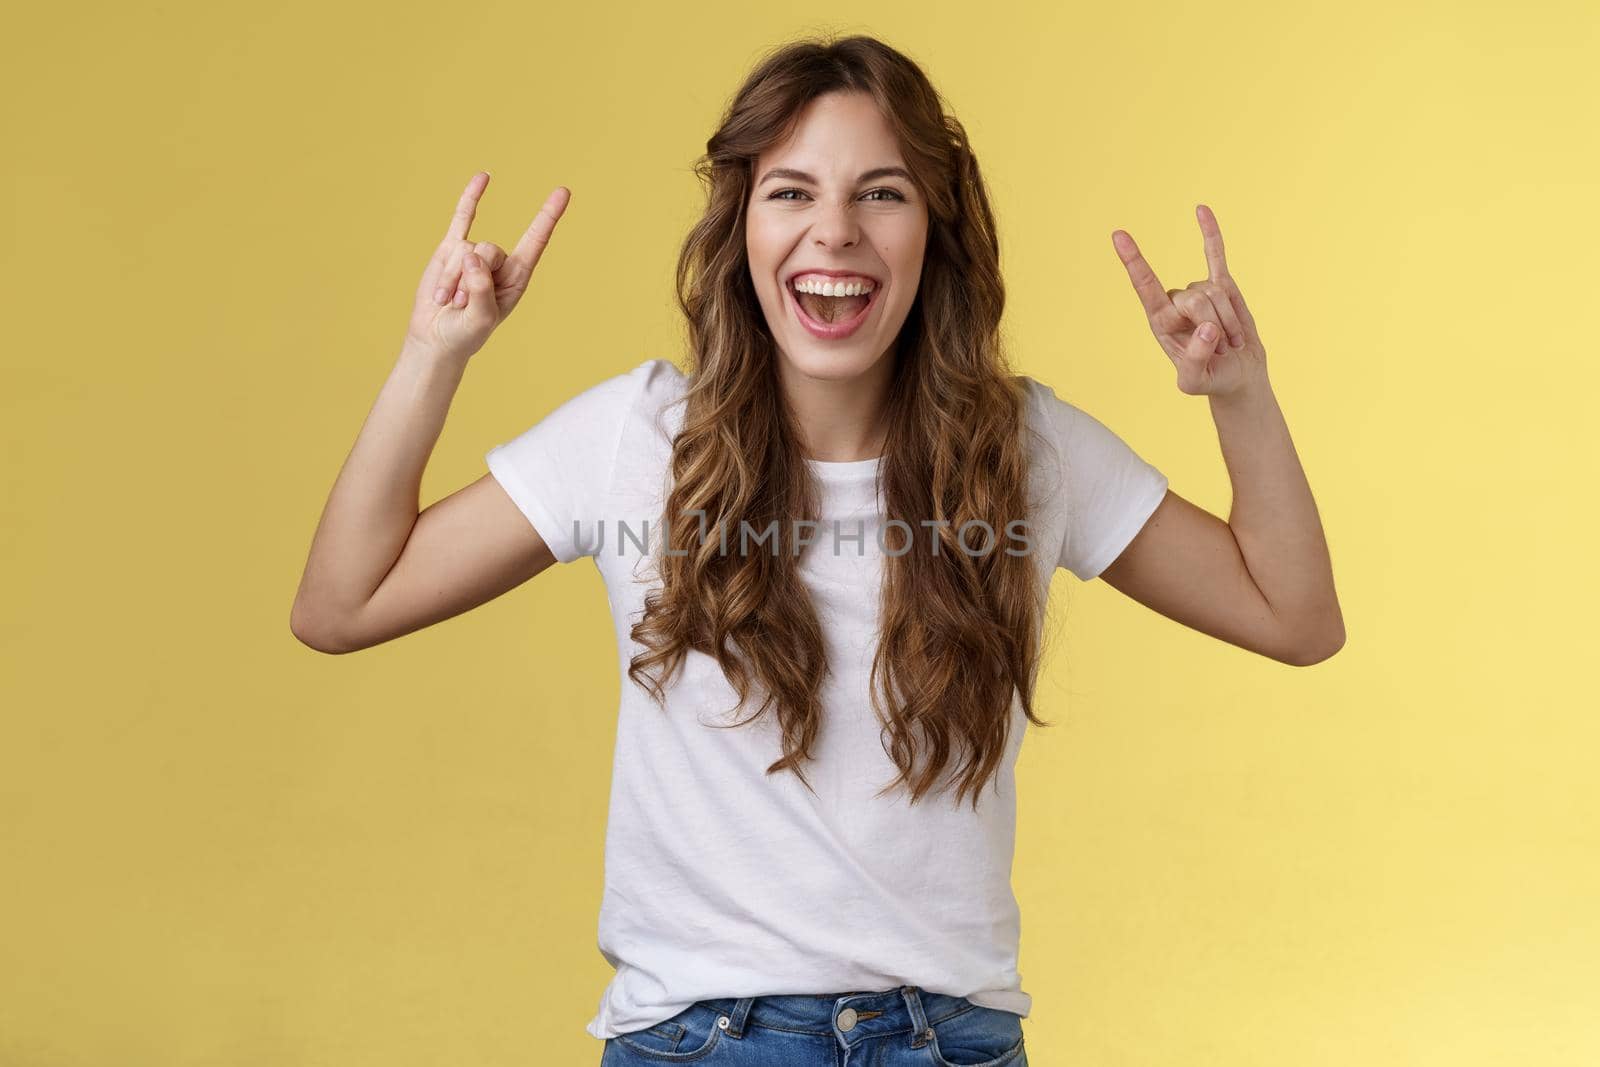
[746,90,930,383]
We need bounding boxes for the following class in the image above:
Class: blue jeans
[600,984,1027,1066]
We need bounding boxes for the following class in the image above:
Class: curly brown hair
[628,33,1054,812]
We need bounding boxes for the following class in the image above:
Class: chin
[777,344,890,383]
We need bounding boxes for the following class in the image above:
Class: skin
[744,90,929,461]
[292,120,1343,667]
[1099,208,1344,664]
[289,173,570,653]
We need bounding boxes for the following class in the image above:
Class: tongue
[799,291,869,324]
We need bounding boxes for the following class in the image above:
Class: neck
[777,352,895,462]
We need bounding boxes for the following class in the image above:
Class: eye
[765,187,908,202]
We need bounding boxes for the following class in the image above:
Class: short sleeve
[1032,380,1170,581]
[485,364,649,564]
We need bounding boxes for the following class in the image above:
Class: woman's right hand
[405,171,571,362]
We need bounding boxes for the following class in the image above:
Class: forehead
[757,91,903,170]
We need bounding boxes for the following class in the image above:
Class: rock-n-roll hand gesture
[406,171,571,362]
[1112,204,1268,399]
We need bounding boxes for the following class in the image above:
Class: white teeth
[792,277,875,297]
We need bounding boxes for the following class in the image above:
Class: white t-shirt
[485,358,1168,1040]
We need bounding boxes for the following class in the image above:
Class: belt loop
[724,996,756,1039]
[901,985,933,1049]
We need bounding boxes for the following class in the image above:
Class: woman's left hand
[1111,204,1268,398]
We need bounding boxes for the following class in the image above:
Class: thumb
[1178,322,1218,391]
[458,251,497,321]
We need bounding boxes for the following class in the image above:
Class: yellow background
[3,1,1597,1064]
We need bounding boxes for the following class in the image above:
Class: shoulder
[631,356,689,399]
[598,359,691,492]
[1008,371,1162,495]
[1009,373,1081,462]
[1010,372,1143,461]
[1010,372,1085,430]
[642,358,690,414]
[581,357,686,410]
[554,358,688,439]
[628,358,691,447]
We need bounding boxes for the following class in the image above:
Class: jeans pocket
[925,1002,1026,1067]
[608,1002,728,1062]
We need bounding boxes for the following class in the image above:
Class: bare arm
[1097,204,1344,666]
[289,172,572,653]
[1100,387,1343,665]
[289,344,556,654]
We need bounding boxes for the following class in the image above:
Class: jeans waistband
[694,984,977,1046]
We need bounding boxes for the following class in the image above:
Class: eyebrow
[756,165,915,186]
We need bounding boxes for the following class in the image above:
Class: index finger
[444,171,490,243]
[506,186,572,278]
[1195,203,1231,281]
[1111,229,1172,320]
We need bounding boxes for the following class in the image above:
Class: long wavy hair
[627,34,1054,811]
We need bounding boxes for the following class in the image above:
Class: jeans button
[837,1007,858,1031]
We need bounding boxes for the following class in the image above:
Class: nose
[810,198,859,250]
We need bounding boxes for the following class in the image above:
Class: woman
[290,34,1343,1067]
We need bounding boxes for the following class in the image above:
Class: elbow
[1278,611,1346,667]
[289,598,358,655]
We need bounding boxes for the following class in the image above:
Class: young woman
[291,34,1343,1067]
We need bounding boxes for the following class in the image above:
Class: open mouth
[786,278,880,339]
